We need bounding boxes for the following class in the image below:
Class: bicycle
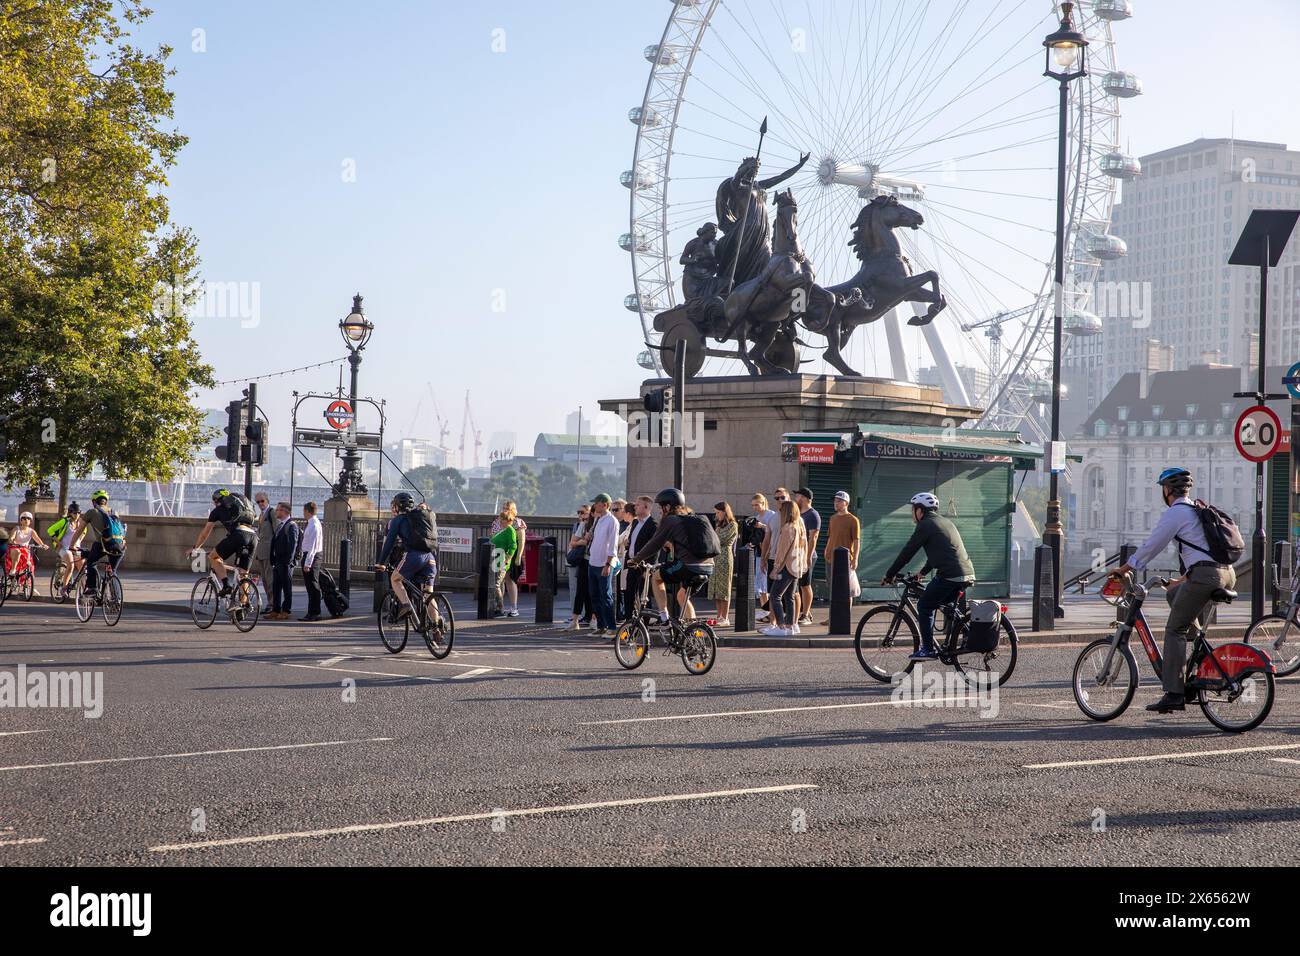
[613,561,718,675]
[2,544,43,603]
[1242,560,1300,677]
[375,565,455,659]
[854,573,1018,687]
[49,551,81,603]
[1072,571,1274,732]
[188,553,260,632]
[70,553,124,626]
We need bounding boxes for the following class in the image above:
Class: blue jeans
[587,565,615,630]
[916,578,966,651]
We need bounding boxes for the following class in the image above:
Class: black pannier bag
[964,600,1002,653]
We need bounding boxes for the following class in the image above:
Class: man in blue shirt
[1111,467,1237,713]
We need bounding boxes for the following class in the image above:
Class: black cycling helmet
[1156,467,1193,497]
[212,488,229,503]
[654,487,686,508]
[67,502,81,515]
[392,491,416,512]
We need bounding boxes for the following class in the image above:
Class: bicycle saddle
[1210,587,1237,603]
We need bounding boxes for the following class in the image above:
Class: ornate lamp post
[335,293,373,496]
[1041,2,1088,617]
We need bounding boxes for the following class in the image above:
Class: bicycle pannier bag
[965,600,1002,653]
[1174,500,1245,566]
[680,513,721,559]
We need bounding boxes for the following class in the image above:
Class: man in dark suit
[624,495,658,614]
[268,501,300,620]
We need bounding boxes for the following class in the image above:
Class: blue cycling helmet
[1156,467,1193,495]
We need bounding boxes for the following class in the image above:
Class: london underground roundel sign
[1234,405,1282,463]
[325,399,354,431]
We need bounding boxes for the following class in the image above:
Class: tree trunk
[57,461,70,513]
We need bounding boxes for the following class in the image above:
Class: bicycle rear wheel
[423,592,455,659]
[230,579,259,632]
[101,576,123,626]
[854,604,919,682]
[49,563,68,603]
[1244,613,1300,678]
[1199,660,1275,733]
[377,593,408,654]
[1072,638,1137,721]
[680,621,717,675]
[955,618,1018,688]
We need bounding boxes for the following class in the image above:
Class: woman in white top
[6,512,48,578]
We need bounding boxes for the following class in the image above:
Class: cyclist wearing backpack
[629,488,718,623]
[73,491,126,600]
[1111,467,1240,713]
[375,492,438,622]
[189,489,258,596]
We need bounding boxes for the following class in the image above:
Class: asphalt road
[2,599,1299,866]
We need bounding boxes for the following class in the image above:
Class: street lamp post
[1041,2,1088,619]
[335,293,373,497]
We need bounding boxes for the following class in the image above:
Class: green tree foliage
[403,465,468,514]
[0,0,213,497]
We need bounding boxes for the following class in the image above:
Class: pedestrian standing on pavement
[624,496,657,617]
[299,501,323,622]
[565,504,592,630]
[747,494,775,620]
[269,502,299,620]
[614,502,636,621]
[795,487,821,626]
[586,493,620,637]
[763,499,807,637]
[709,502,737,626]
[489,502,520,618]
[252,492,277,608]
[824,490,861,591]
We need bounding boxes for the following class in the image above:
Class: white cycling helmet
[909,493,939,511]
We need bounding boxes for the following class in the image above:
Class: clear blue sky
[131,1,1300,451]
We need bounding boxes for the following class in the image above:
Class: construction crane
[426,383,451,453]
[960,302,1039,408]
[459,390,483,471]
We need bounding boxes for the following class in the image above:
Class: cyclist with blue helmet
[1111,466,1238,713]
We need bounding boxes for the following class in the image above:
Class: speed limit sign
[1234,405,1282,462]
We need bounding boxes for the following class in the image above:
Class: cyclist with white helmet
[1110,466,1238,713]
[881,492,975,661]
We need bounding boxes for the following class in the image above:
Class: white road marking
[331,651,569,677]
[0,837,46,847]
[1269,757,1300,765]
[579,697,978,725]
[0,730,51,738]
[234,657,448,683]
[149,783,819,852]
[452,667,493,680]
[0,737,391,773]
[1018,702,1075,710]
[317,656,348,667]
[1024,743,1300,770]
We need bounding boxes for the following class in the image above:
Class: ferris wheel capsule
[619,231,651,253]
[1101,151,1142,179]
[644,44,678,66]
[1065,310,1102,337]
[1103,70,1143,98]
[1087,234,1128,260]
[620,167,657,191]
[1094,0,1134,22]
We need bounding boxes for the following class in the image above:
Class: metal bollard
[828,546,852,635]
[1031,544,1056,631]
[733,547,754,633]
[372,536,386,613]
[476,538,492,620]
[338,537,351,599]
[536,540,556,624]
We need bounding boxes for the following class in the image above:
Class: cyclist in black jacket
[881,492,975,660]
[376,493,438,621]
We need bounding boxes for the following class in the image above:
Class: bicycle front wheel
[377,593,408,654]
[854,604,919,683]
[955,617,1018,688]
[1244,614,1300,678]
[423,592,455,659]
[100,576,123,626]
[614,619,650,669]
[1072,638,1137,721]
[74,578,94,623]
[20,571,34,602]
[680,621,717,675]
[230,579,259,632]
[190,578,219,629]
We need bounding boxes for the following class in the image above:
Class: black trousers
[301,562,322,616]
[272,560,293,613]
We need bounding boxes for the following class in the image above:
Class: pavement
[20,568,1257,647]
[0,599,1297,866]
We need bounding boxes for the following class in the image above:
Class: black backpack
[1175,500,1245,566]
[404,507,438,552]
[740,515,766,550]
[680,513,721,559]
[227,492,257,527]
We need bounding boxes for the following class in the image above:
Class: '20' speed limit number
[1234,405,1282,463]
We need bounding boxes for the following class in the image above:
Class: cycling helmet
[1156,467,1193,496]
[91,489,108,504]
[654,487,686,508]
[391,491,416,512]
[212,488,229,503]
[909,492,940,511]
[67,502,80,515]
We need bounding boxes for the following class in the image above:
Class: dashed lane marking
[148,783,819,852]
[452,667,493,679]
[0,730,51,738]
[0,738,391,773]
[579,697,982,725]
[1023,743,1300,769]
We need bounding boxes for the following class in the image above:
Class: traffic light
[643,386,672,414]
[245,419,265,466]
[215,400,243,463]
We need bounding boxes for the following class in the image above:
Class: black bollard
[372,535,386,613]
[828,546,852,635]
[1031,544,1056,631]
[536,540,556,624]
[733,547,754,633]
[476,537,492,620]
[338,537,351,599]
